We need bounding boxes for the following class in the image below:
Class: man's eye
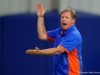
[65,16,69,19]
[61,16,64,18]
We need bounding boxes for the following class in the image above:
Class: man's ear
[72,19,76,24]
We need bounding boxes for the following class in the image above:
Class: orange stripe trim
[58,45,80,75]
[68,48,80,75]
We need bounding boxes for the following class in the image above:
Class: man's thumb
[35,47,39,50]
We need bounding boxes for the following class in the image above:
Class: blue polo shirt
[47,25,82,75]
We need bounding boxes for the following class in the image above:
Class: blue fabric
[47,25,82,75]
[47,29,58,39]
[60,25,82,52]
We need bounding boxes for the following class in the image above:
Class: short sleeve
[46,29,58,42]
[59,33,81,52]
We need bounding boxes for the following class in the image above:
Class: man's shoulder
[67,29,82,41]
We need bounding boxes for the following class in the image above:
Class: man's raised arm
[37,3,47,40]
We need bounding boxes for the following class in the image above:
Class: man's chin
[61,26,68,30]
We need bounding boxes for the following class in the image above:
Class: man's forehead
[61,12,71,16]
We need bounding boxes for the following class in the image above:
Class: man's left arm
[26,46,66,55]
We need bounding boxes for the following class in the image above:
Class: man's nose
[62,18,66,21]
[63,17,66,20]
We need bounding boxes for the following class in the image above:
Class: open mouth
[62,23,67,25]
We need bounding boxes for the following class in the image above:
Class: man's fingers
[44,8,47,12]
[40,2,43,7]
[26,49,33,53]
[36,3,40,10]
[38,2,44,10]
[35,47,39,50]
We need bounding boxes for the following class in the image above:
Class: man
[26,3,82,75]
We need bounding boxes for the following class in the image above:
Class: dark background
[0,11,100,75]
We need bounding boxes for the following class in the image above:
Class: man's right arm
[37,16,47,40]
[37,3,47,40]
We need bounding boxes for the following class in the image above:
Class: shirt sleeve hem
[46,32,55,42]
[58,45,69,53]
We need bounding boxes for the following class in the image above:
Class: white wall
[0,0,100,16]
[59,0,100,15]
[0,0,52,16]
[30,0,51,13]
[0,0,30,16]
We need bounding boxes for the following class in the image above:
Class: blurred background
[0,0,100,75]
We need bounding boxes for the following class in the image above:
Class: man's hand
[36,2,47,17]
[26,47,40,55]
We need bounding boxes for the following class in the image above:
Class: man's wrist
[38,15,44,17]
